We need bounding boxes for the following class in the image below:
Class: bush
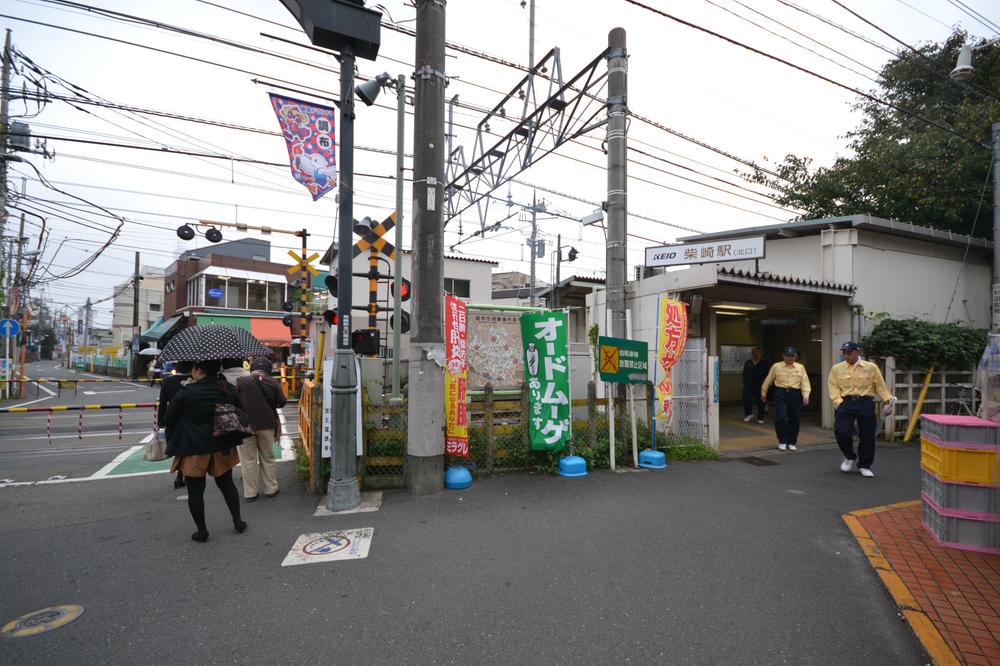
[862,317,986,368]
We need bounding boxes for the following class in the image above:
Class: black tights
[185,470,242,533]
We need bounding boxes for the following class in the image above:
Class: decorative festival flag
[655,296,688,420]
[444,295,469,456]
[521,310,571,451]
[268,93,338,201]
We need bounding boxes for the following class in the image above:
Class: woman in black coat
[158,361,192,489]
[164,359,246,542]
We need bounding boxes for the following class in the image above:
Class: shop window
[267,282,284,311]
[248,281,267,310]
[444,277,470,298]
[149,303,161,312]
[205,276,225,307]
[226,278,247,309]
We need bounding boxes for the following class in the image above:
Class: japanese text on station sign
[521,311,571,451]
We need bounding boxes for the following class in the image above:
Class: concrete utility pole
[992,122,1000,332]
[555,232,561,310]
[407,0,447,495]
[131,252,140,379]
[606,28,628,340]
[0,30,13,282]
[83,297,91,349]
[328,42,362,511]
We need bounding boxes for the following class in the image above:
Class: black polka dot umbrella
[160,324,272,362]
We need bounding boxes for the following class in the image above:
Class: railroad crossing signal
[288,250,320,277]
[352,212,396,259]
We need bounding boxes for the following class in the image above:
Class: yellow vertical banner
[444,295,469,455]
[655,296,689,420]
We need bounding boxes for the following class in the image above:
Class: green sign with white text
[598,336,649,384]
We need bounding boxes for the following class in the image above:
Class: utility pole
[529,190,538,307]
[0,29,12,287]
[606,28,628,340]
[131,252,141,379]
[327,42,362,512]
[390,73,406,404]
[13,212,23,393]
[407,0,447,496]
[555,232,561,310]
[83,297,91,349]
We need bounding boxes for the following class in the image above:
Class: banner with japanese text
[268,93,338,201]
[655,296,688,420]
[444,295,469,456]
[521,310,571,451]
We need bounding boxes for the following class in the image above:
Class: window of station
[444,277,471,298]
[225,278,248,309]
[248,281,268,310]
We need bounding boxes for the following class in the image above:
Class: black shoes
[234,521,247,534]
[191,530,209,542]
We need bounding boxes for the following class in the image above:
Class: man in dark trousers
[760,346,811,451]
[828,341,895,478]
[157,361,192,488]
[742,346,768,423]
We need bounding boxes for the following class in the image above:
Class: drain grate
[738,456,779,466]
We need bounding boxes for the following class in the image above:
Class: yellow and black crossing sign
[287,250,321,277]
[353,212,396,260]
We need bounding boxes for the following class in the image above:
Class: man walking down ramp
[828,341,895,478]
[760,346,811,452]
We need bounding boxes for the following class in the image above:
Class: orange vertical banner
[655,296,688,420]
[444,295,469,456]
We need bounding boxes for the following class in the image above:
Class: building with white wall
[111,268,164,349]
[588,214,991,430]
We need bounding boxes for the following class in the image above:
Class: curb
[842,500,960,666]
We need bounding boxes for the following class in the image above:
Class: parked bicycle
[950,383,981,417]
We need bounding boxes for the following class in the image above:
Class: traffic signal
[390,310,411,334]
[323,309,339,327]
[282,301,294,312]
[324,274,337,293]
[282,314,294,328]
[351,329,380,356]
[567,247,578,262]
[390,277,411,302]
[176,224,195,241]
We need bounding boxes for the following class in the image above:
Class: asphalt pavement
[0,431,928,665]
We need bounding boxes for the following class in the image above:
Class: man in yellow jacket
[761,346,811,451]
[827,341,895,478]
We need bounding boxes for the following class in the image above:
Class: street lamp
[279,0,382,512]
[949,38,1000,331]
[354,71,407,403]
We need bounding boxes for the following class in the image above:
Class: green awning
[194,314,252,332]
[141,314,185,341]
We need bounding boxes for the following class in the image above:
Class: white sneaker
[777,443,787,451]
[859,468,875,478]
[757,419,765,424]
[840,458,857,473]
[788,444,797,451]
[743,415,754,423]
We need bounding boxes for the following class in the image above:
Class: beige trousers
[238,429,277,498]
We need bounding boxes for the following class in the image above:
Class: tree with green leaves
[748,33,1000,237]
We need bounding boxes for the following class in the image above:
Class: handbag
[143,429,168,461]
[213,402,254,445]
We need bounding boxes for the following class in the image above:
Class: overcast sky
[2,0,997,326]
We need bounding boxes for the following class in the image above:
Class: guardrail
[298,380,324,492]
[0,402,158,444]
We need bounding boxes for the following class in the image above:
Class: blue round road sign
[0,319,21,337]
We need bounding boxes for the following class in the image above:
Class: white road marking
[4,430,149,442]
[28,381,57,397]
[82,389,136,395]
[6,395,52,409]
[92,438,150,478]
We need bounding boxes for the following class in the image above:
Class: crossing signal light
[323,310,339,327]
[567,247,578,262]
[351,329,380,356]
[324,275,337,293]
[390,310,411,334]
[282,301,294,312]
[282,315,294,328]
[391,277,411,302]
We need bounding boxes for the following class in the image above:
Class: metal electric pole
[529,190,538,307]
[132,251,141,379]
[406,0,447,495]
[390,73,405,404]
[606,28,628,340]
[0,30,13,283]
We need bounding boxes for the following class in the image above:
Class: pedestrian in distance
[221,357,250,386]
[828,341,895,478]
[742,346,768,423]
[235,358,286,502]
[164,359,247,542]
[157,361,192,489]
[760,346,811,451]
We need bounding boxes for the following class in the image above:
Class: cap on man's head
[841,341,862,352]
[782,346,798,356]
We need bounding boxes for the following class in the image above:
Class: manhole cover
[2,604,84,638]
[739,456,779,466]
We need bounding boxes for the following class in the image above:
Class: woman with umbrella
[160,325,272,542]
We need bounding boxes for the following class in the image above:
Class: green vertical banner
[520,310,571,451]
